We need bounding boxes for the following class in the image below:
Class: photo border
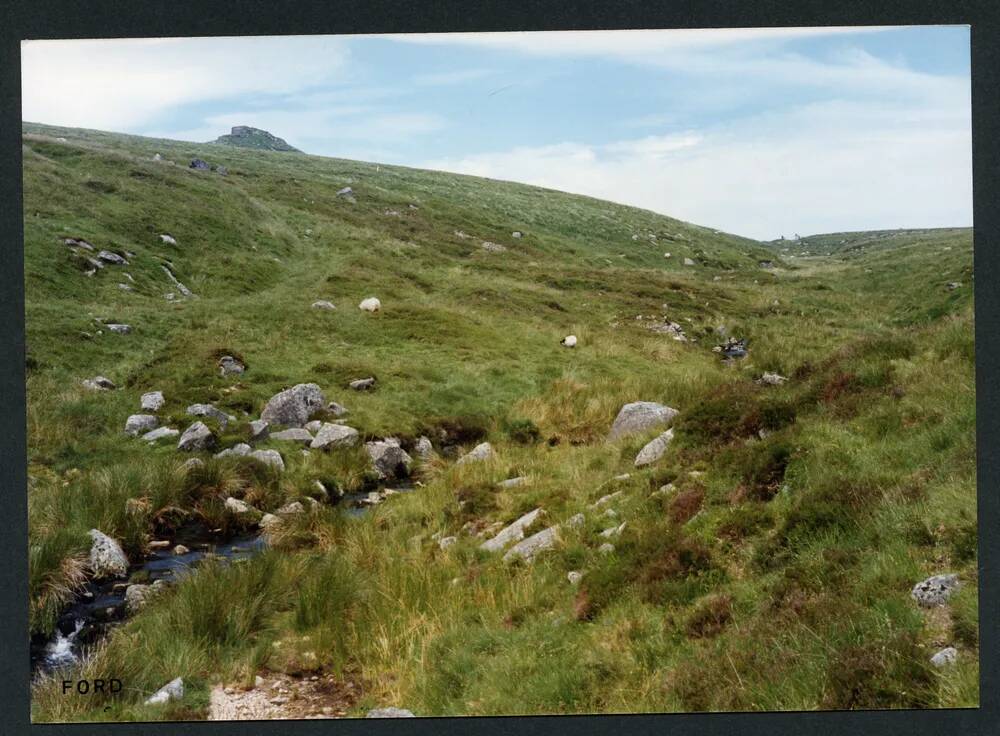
[1,1,996,734]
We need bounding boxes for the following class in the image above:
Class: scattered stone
[145,677,184,705]
[215,443,251,459]
[177,421,216,451]
[161,265,194,298]
[148,540,171,550]
[261,383,326,427]
[930,647,958,667]
[88,529,129,578]
[259,513,280,530]
[503,525,560,563]
[481,241,506,253]
[349,377,376,391]
[83,376,115,391]
[756,372,787,387]
[480,508,544,553]
[124,414,159,436]
[249,449,285,471]
[359,296,381,312]
[512,231,523,239]
[218,355,245,376]
[190,159,210,170]
[310,423,360,450]
[634,429,675,467]
[717,337,748,359]
[64,237,95,251]
[305,420,323,433]
[118,283,134,292]
[561,335,577,348]
[97,250,128,265]
[438,536,458,551]
[271,428,315,445]
[366,708,415,718]
[215,165,229,176]
[106,323,132,335]
[567,571,583,585]
[498,476,528,489]
[328,401,349,417]
[457,442,495,465]
[152,153,163,161]
[683,257,696,266]
[598,542,616,555]
[247,419,270,443]
[141,391,165,411]
[336,186,354,198]
[565,513,585,529]
[312,300,336,310]
[172,544,190,555]
[591,491,623,508]
[365,441,413,479]
[414,436,435,460]
[159,233,177,245]
[947,282,961,291]
[911,574,961,607]
[186,403,235,427]
[608,401,679,441]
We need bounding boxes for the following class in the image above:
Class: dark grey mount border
[1,1,996,735]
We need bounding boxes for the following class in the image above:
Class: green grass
[23,122,977,720]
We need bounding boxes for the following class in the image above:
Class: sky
[21,27,972,240]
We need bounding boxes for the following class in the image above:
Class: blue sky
[21,27,971,240]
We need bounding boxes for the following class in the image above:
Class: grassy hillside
[22,122,977,720]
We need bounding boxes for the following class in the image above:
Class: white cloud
[21,36,352,130]
[421,98,972,240]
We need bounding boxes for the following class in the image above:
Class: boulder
[224,497,254,515]
[561,335,577,348]
[310,423,360,450]
[608,401,679,441]
[249,419,270,443]
[930,647,958,667]
[97,250,128,265]
[350,377,376,391]
[82,376,115,391]
[177,421,216,451]
[190,158,210,170]
[106,323,132,335]
[366,708,415,718]
[259,513,280,530]
[911,573,960,607]
[215,443,251,459]
[159,234,177,245]
[186,403,235,427]
[312,300,336,310]
[270,428,314,445]
[260,383,326,427]
[479,508,543,553]
[456,442,495,465]
[503,525,560,563]
[124,414,159,436]
[141,391,165,412]
[359,297,381,312]
[145,677,184,705]
[124,583,158,614]
[414,436,435,460]
[88,529,129,579]
[249,449,284,471]
[218,355,245,376]
[634,429,675,467]
[366,441,412,480]
[305,420,323,433]
[142,427,179,443]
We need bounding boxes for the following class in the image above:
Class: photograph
[20,26,977,722]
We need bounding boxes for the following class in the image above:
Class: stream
[30,482,413,678]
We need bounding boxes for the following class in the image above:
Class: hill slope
[22,122,977,720]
